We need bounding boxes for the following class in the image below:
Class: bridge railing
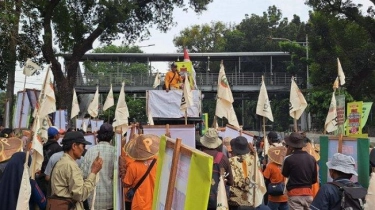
[76,72,297,87]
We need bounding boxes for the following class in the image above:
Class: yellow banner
[152,136,212,210]
[346,101,363,136]
[176,61,195,89]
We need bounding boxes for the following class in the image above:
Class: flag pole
[184,110,187,125]
[294,112,298,132]
[19,76,27,128]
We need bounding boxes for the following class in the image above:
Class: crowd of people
[0,124,374,210]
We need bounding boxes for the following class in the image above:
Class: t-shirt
[263,162,288,202]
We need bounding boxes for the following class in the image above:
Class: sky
[14,0,373,93]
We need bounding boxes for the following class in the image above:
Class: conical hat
[303,142,320,161]
[268,146,287,165]
[0,137,23,162]
[125,134,160,161]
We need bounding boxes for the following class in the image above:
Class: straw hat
[0,137,23,162]
[126,134,160,160]
[268,146,287,165]
[200,128,222,149]
[303,142,320,161]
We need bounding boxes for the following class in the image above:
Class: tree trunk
[4,0,21,128]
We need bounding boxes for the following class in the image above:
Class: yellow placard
[176,61,195,89]
[346,101,363,136]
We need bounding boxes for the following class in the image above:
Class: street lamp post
[270,35,310,131]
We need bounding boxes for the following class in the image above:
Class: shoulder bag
[46,161,77,210]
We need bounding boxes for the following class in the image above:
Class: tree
[20,0,214,111]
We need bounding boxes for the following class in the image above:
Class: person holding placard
[164,62,183,92]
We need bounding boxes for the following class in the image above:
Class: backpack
[207,152,224,209]
[329,181,367,210]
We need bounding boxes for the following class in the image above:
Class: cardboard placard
[143,124,196,148]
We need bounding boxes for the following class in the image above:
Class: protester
[370,147,375,173]
[164,62,183,92]
[268,131,283,148]
[310,153,362,210]
[50,131,103,210]
[199,128,234,187]
[282,132,317,210]
[123,134,160,210]
[81,123,115,210]
[302,142,320,197]
[228,136,267,210]
[223,136,232,158]
[0,152,46,210]
[38,126,63,195]
[263,146,288,210]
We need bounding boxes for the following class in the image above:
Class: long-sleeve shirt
[164,71,182,89]
[51,153,97,210]
[80,141,115,210]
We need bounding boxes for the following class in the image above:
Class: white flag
[37,66,56,118]
[82,120,88,132]
[253,154,267,207]
[180,74,193,112]
[103,84,114,111]
[325,92,338,133]
[262,136,270,156]
[256,77,274,122]
[289,77,307,120]
[113,82,129,135]
[215,63,239,129]
[153,72,161,88]
[71,88,80,119]
[23,58,41,76]
[88,86,99,118]
[217,174,229,210]
[30,116,44,178]
[337,58,346,85]
[16,153,31,209]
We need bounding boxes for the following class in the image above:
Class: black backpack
[329,181,367,210]
[207,152,224,209]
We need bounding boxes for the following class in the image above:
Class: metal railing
[76,72,297,87]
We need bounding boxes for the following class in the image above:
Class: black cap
[61,131,92,145]
[171,62,177,68]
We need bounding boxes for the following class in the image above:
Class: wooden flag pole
[19,76,27,128]
[165,138,182,210]
[185,110,188,125]
[294,112,298,132]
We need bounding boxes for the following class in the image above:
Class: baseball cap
[61,131,92,145]
[48,126,59,138]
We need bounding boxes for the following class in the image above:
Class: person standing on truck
[164,62,183,92]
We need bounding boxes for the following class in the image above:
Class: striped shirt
[80,141,115,210]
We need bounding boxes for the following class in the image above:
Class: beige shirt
[51,153,97,210]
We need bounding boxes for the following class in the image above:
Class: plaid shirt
[81,141,115,210]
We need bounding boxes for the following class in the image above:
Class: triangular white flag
[325,92,338,133]
[113,82,129,135]
[153,72,161,88]
[23,58,41,76]
[337,58,346,86]
[256,77,274,122]
[217,173,229,210]
[71,88,80,119]
[289,77,307,120]
[180,74,193,112]
[37,66,56,118]
[215,63,239,129]
[30,116,44,178]
[88,86,99,118]
[103,84,114,111]
[16,153,31,209]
